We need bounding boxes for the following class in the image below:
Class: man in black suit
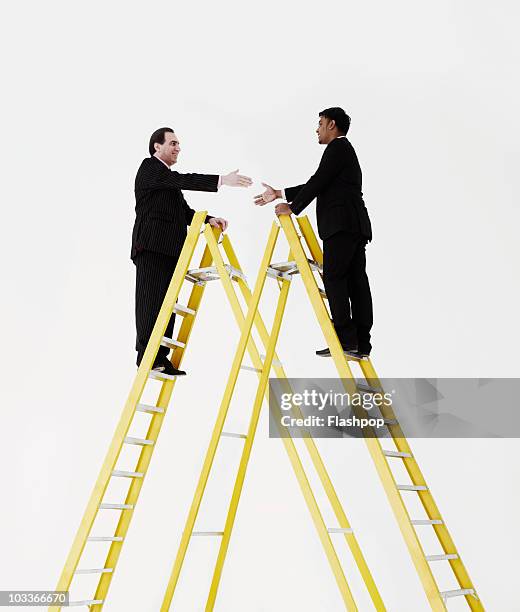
[132,127,252,375]
[254,108,373,358]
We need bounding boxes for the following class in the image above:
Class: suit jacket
[285,137,372,241]
[131,156,218,260]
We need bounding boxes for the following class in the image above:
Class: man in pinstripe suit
[132,127,252,376]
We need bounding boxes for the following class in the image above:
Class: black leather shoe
[155,357,186,376]
[316,345,358,358]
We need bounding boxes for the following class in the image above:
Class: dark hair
[319,107,351,134]
[149,127,175,156]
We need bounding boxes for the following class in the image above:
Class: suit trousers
[322,231,373,353]
[134,250,178,366]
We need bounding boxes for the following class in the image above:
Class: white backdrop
[1,0,519,610]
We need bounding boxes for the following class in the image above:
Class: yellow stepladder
[161,220,386,611]
[291,215,483,611]
[50,212,259,610]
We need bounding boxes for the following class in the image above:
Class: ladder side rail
[50,211,207,611]
[279,215,448,612]
[160,223,281,611]
[90,231,217,609]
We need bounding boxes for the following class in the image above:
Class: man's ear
[154,142,161,153]
[328,119,336,131]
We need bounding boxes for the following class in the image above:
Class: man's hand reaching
[221,169,253,188]
[254,182,282,206]
[209,217,229,231]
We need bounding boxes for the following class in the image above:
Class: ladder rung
[411,519,443,526]
[268,259,322,275]
[87,536,124,542]
[136,403,165,414]
[327,527,353,534]
[161,336,186,349]
[397,484,428,491]
[356,383,380,393]
[383,450,412,458]
[425,553,458,562]
[186,265,246,284]
[221,431,247,439]
[75,567,114,575]
[173,303,196,316]
[240,365,263,373]
[259,354,283,368]
[68,600,104,607]
[124,436,154,446]
[148,370,179,381]
[319,287,327,298]
[192,531,224,536]
[384,419,398,426]
[267,267,293,281]
[112,470,144,478]
[440,588,476,601]
[99,503,134,510]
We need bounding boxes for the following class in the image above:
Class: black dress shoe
[154,357,186,376]
[316,344,358,358]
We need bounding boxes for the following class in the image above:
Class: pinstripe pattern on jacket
[131,156,218,260]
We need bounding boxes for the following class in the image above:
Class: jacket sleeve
[138,160,220,192]
[156,170,219,192]
[284,184,305,203]
[288,142,345,215]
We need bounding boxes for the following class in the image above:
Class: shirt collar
[153,154,171,169]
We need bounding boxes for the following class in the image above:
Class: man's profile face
[154,132,181,166]
[316,116,334,145]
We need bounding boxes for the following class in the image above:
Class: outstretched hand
[221,169,253,188]
[209,217,228,231]
[254,182,282,206]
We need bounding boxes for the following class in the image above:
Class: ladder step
[240,365,263,373]
[112,470,144,478]
[259,354,283,368]
[75,567,114,575]
[161,336,186,349]
[319,287,327,299]
[397,484,428,491]
[68,600,104,607]
[192,531,224,536]
[440,588,476,601]
[328,527,353,534]
[148,370,179,381]
[383,450,412,458]
[99,503,134,510]
[186,265,246,284]
[426,553,459,562]
[87,536,124,542]
[356,383,380,393]
[173,303,196,316]
[124,436,154,446]
[221,431,247,439]
[411,519,443,526]
[136,403,165,414]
